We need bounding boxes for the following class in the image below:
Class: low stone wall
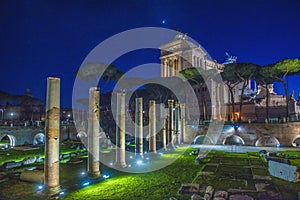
[186,122,300,146]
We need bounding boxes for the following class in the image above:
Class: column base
[88,171,101,179]
[115,162,127,168]
[45,185,61,197]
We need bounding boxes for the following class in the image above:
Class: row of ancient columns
[44,78,101,196]
[44,77,186,195]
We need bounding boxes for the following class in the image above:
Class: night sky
[0,0,300,107]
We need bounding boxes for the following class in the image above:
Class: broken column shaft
[149,100,156,154]
[44,77,60,196]
[115,92,126,168]
[174,102,181,144]
[87,87,100,178]
[181,104,186,144]
[135,98,143,156]
[168,99,174,147]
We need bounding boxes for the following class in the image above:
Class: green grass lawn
[1,146,300,200]
[0,142,85,166]
[65,147,201,200]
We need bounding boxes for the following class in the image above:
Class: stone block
[20,170,44,183]
[4,161,22,169]
[178,183,200,195]
[229,194,254,200]
[204,193,211,200]
[268,160,299,182]
[205,185,214,199]
[22,157,36,165]
[214,190,228,199]
[191,194,204,200]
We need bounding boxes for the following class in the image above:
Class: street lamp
[67,114,71,140]
[10,113,14,127]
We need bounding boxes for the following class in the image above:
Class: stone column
[180,104,186,144]
[135,98,143,157]
[162,121,167,150]
[87,87,100,178]
[166,59,170,77]
[168,99,174,147]
[171,59,175,76]
[174,102,180,144]
[160,103,167,150]
[149,100,157,153]
[44,77,60,196]
[115,92,126,168]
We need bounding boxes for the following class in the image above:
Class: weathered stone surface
[206,185,214,199]
[20,170,44,183]
[213,198,225,200]
[214,190,228,199]
[229,194,254,200]
[3,161,22,169]
[62,154,70,158]
[204,193,211,200]
[22,157,36,165]
[268,160,299,182]
[191,194,204,200]
[178,183,200,195]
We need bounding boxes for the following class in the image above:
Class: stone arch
[33,133,45,145]
[77,131,87,138]
[292,136,300,147]
[255,136,280,147]
[0,134,17,148]
[193,135,213,145]
[223,135,245,145]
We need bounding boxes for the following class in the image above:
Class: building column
[135,98,143,157]
[44,77,60,196]
[168,99,174,147]
[168,60,171,77]
[172,59,175,76]
[115,92,126,168]
[87,87,100,178]
[180,104,186,144]
[149,100,157,154]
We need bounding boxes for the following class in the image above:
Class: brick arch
[255,136,280,147]
[33,133,45,145]
[222,135,245,145]
[192,135,214,145]
[292,136,300,147]
[0,134,17,148]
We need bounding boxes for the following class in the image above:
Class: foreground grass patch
[65,147,200,200]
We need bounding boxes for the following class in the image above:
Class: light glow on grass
[37,185,43,190]
[82,181,90,187]
[102,174,110,179]
[136,159,143,165]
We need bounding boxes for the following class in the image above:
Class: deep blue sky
[0,0,300,107]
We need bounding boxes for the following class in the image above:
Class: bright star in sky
[162,20,166,24]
